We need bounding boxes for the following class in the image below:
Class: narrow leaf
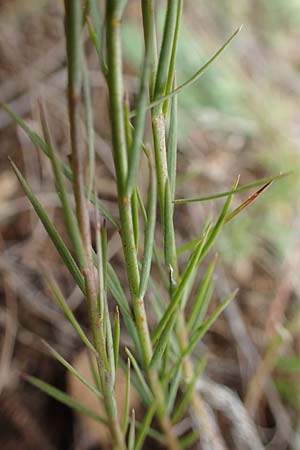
[224,181,272,223]
[85,0,105,71]
[184,289,238,358]
[39,102,86,268]
[162,0,182,116]
[199,176,240,260]
[149,310,177,370]
[129,26,242,118]
[153,0,179,100]
[107,264,143,362]
[174,171,292,204]
[2,104,116,227]
[24,375,107,425]
[134,401,156,450]
[166,81,178,200]
[113,307,120,372]
[131,189,139,251]
[42,340,102,398]
[164,181,175,268]
[139,159,157,299]
[189,281,214,337]
[122,358,131,433]
[187,255,217,333]
[172,357,206,423]
[125,348,153,405]
[82,53,95,200]
[10,160,85,293]
[47,276,95,353]
[128,409,136,450]
[180,431,201,449]
[125,19,154,197]
[166,365,182,414]
[151,222,212,345]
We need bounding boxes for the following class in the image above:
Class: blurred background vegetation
[0,1,299,449]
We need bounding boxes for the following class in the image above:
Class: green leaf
[125,348,153,405]
[224,180,272,223]
[42,340,102,398]
[85,0,105,72]
[104,297,115,385]
[130,26,242,118]
[153,0,180,101]
[82,53,96,200]
[39,102,86,268]
[131,189,139,251]
[151,222,212,345]
[107,264,143,362]
[1,104,116,227]
[24,374,107,425]
[162,0,182,116]
[174,172,292,204]
[47,276,95,353]
[201,177,239,257]
[166,364,182,414]
[184,289,238,358]
[164,181,175,269]
[149,310,177,370]
[125,19,154,197]
[134,401,156,450]
[171,357,206,423]
[122,358,131,434]
[10,160,85,293]
[1,102,50,155]
[190,281,214,337]
[139,160,157,299]
[166,82,178,199]
[113,307,120,372]
[187,255,217,333]
[128,409,136,450]
[180,430,201,449]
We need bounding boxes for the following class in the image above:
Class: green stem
[106,3,180,449]
[65,2,125,449]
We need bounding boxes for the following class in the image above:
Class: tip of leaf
[233,288,239,297]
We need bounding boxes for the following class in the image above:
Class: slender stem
[65,3,126,449]
[143,3,227,448]
[106,3,181,449]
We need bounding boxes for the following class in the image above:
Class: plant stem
[65,2,126,449]
[106,3,181,449]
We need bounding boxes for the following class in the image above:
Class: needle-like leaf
[113,307,120,372]
[24,374,107,425]
[187,255,217,333]
[149,310,177,370]
[171,357,206,423]
[10,159,85,293]
[122,358,131,434]
[42,340,102,398]
[2,104,116,226]
[129,26,242,118]
[39,101,86,268]
[174,172,292,204]
[134,401,156,450]
[47,276,95,353]
[128,409,136,450]
[139,159,157,299]
[224,180,272,223]
[151,222,212,345]
[125,348,153,405]
[185,289,239,358]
